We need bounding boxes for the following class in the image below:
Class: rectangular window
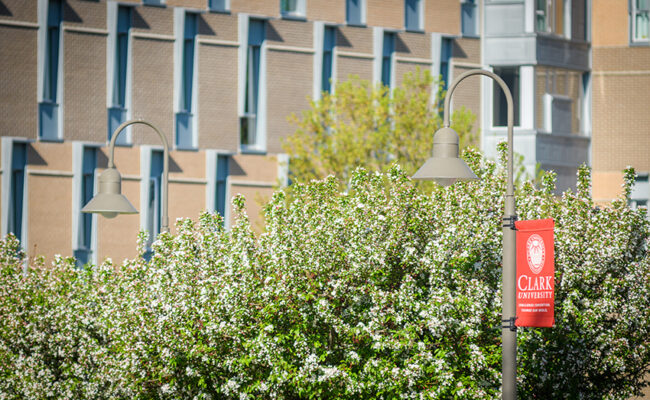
[8,143,27,243]
[240,19,265,148]
[493,67,520,127]
[176,12,197,150]
[536,0,552,33]
[440,38,452,92]
[74,147,96,266]
[109,6,131,145]
[215,154,229,224]
[381,32,395,88]
[39,0,62,140]
[630,173,649,213]
[405,0,422,31]
[209,0,229,12]
[281,0,306,18]
[322,26,336,94]
[145,150,163,258]
[633,0,650,42]
[346,0,364,25]
[461,0,478,37]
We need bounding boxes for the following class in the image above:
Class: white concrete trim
[313,21,324,100]
[131,31,175,41]
[197,38,239,47]
[266,44,315,54]
[0,19,39,29]
[372,27,382,85]
[27,169,74,177]
[62,25,108,35]
[336,50,374,59]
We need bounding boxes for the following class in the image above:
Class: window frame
[108,4,133,146]
[175,11,199,150]
[404,0,423,32]
[631,0,650,44]
[239,17,267,153]
[280,0,306,19]
[460,0,479,37]
[346,0,366,26]
[208,0,230,12]
[39,0,63,142]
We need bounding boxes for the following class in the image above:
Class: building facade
[591,0,650,208]
[1,0,474,264]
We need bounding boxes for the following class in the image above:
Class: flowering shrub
[0,149,648,399]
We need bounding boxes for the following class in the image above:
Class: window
[209,0,229,12]
[145,150,163,258]
[322,26,336,94]
[461,0,478,37]
[241,19,265,149]
[39,0,62,140]
[630,173,649,213]
[381,32,395,88]
[281,0,306,18]
[536,0,566,35]
[440,38,452,92]
[109,5,131,146]
[493,67,520,127]
[7,143,27,243]
[143,0,164,6]
[346,0,365,25]
[632,0,650,42]
[176,12,197,149]
[74,147,96,266]
[405,0,422,31]
[215,154,229,224]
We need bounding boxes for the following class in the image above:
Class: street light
[413,69,517,399]
[82,119,170,233]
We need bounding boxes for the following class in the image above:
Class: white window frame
[208,0,230,12]
[106,2,133,145]
[280,0,306,19]
[37,0,64,141]
[1,137,30,251]
[72,142,99,266]
[174,8,199,150]
[631,0,650,43]
[238,14,268,153]
[313,22,338,100]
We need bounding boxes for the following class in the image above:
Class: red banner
[514,218,555,328]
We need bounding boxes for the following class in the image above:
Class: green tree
[283,69,477,185]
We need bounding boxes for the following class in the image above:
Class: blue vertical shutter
[215,155,229,223]
[9,143,27,241]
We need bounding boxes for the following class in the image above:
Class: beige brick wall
[395,60,428,88]
[27,142,74,263]
[64,0,106,30]
[231,0,278,17]
[0,0,37,22]
[267,18,313,49]
[425,0,460,35]
[0,25,37,139]
[266,49,313,154]
[337,25,374,54]
[167,0,205,9]
[63,31,107,142]
[337,56,374,82]
[307,0,345,24]
[453,37,481,65]
[199,11,237,41]
[197,41,239,151]
[367,0,403,30]
[396,31,430,59]
[592,0,628,46]
[132,5,174,36]
[592,171,624,203]
[131,36,175,146]
[593,47,650,72]
[450,65,481,143]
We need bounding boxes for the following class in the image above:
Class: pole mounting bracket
[502,317,518,332]
[502,215,518,230]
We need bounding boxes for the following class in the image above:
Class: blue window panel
[144,151,163,259]
[242,20,264,147]
[209,0,228,11]
[113,6,131,108]
[180,13,197,112]
[215,155,229,223]
[493,67,520,127]
[8,143,26,242]
[346,0,362,25]
[381,32,394,88]
[39,102,59,141]
[461,0,478,37]
[108,107,129,145]
[440,38,452,92]
[44,0,61,103]
[175,112,193,149]
[322,27,336,94]
[76,147,96,266]
[405,0,421,31]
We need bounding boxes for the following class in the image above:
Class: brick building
[591,0,650,208]
[0,0,481,263]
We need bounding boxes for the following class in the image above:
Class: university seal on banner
[526,234,545,275]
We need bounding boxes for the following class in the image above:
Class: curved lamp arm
[442,69,515,201]
[109,120,169,233]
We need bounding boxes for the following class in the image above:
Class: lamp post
[412,69,517,399]
[81,119,170,233]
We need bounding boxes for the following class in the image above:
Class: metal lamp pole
[413,69,516,399]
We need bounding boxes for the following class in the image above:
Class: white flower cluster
[0,148,648,399]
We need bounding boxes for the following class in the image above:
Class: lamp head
[412,127,478,186]
[81,167,138,218]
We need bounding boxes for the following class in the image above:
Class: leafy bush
[0,149,648,399]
